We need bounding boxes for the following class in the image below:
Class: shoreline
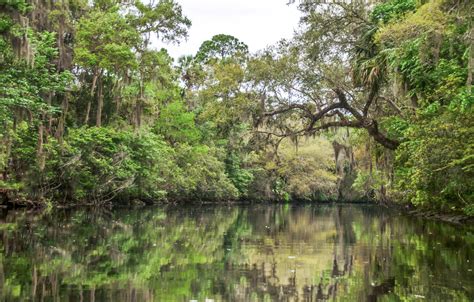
[2,199,473,225]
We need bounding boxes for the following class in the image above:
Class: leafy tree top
[195,34,249,63]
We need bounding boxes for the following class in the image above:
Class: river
[0,204,472,301]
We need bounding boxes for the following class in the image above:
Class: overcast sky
[161,0,301,59]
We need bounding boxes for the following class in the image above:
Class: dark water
[0,205,472,302]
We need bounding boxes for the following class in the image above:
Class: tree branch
[261,89,401,150]
[264,103,309,116]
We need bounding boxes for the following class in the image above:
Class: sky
[161,0,301,59]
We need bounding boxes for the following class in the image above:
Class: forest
[0,0,472,216]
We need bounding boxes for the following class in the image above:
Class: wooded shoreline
[1,0,472,216]
[1,196,472,225]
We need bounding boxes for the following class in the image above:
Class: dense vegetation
[0,0,472,214]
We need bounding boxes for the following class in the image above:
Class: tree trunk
[334,88,400,150]
[37,122,45,171]
[96,79,103,127]
[365,122,400,150]
[467,26,473,88]
[0,257,4,298]
[135,101,141,128]
[85,70,100,126]
[135,79,144,128]
[55,93,69,143]
[84,101,91,125]
[32,265,37,300]
[114,79,121,115]
[1,121,11,182]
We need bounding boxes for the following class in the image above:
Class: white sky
[161,0,301,59]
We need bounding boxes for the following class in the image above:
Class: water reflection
[0,205,472,301]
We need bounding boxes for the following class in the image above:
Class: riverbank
[406,208,474,225]
[2,195,473,225]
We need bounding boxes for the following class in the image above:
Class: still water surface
[0,204,472,301]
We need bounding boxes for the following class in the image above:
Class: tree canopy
[0,0,472,215]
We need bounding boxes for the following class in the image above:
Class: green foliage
[2,0,470,213]
[154,100,201,145]
[60,127,147,202]
[0,31,71,120]
[395,101,473,211]
[225,152,254,197]
[0,0,339,205]
[463,204,474,216]
[276,138,338,201]
[0,0,30,13]
[370,0,417,24]
[195,34,249,63]
[173,144,239,201]
[375,0,447,45]
[0,14,14,33]
[74,9,139,70]
[8,122,61,198]
[6,124,241,204]
[349,0,474,213]
[131,0,191,44]
[352,170,385,200]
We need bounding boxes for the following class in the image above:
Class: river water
[0,204,472,301]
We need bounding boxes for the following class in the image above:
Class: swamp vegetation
[0,1,473,301]
[0,0,472,216]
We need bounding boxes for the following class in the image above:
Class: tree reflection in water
[0,204,472,301]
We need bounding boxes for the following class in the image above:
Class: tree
[195,34,249,62]
[74,0,191,127]
[74,7,139,126]
[131,0,191,48]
